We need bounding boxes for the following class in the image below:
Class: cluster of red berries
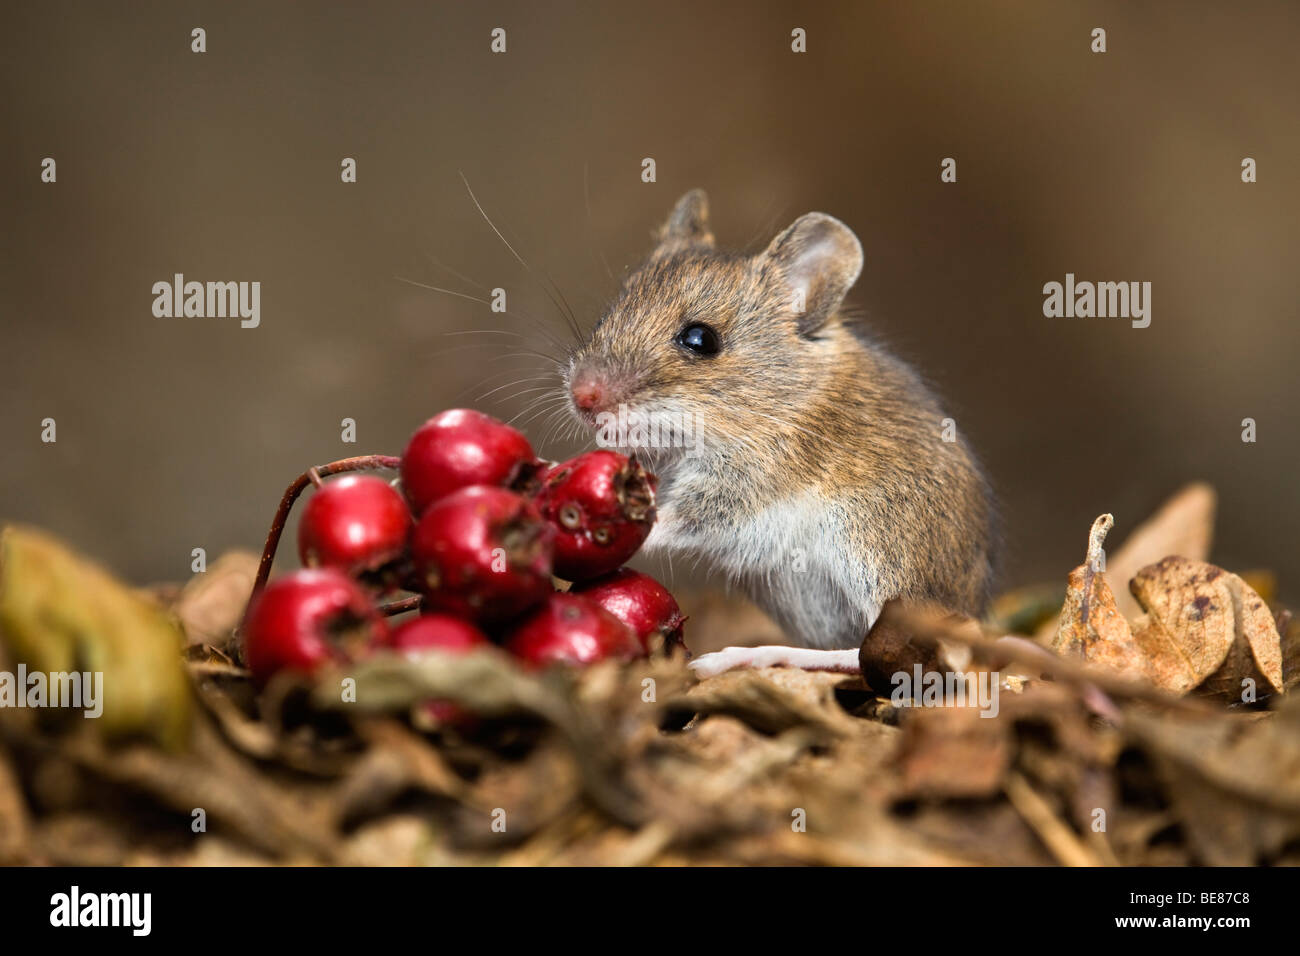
[241,409,685,696]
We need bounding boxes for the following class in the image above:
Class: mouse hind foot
[687,645,861,679]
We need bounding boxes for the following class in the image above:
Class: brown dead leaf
[1035,483,1216,641]
[1050,515,1151,682]
[1106,483,1216,621]
[0,740,31,863]
[1125,697,1300,864]
[1050,515,1283,701]
[676,667,856,740]
[892,704,1010,799]
[174,550,259,653]
[1129,557,1283,701]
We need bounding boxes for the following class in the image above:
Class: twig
[248,455,402,606]
[1004,771,1102,867]
[378,595,422,617]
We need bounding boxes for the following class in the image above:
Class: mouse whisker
[513,393,571,433]
[507,390,567,426]
[537,403,576,451]
[398,273,573,355]
[475,376,558,402]
[422,250,490,291]
[422,247,587,352]
[442,329,564,363]
[459,172,586,346]
[484,386,559,411]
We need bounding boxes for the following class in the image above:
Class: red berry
[534,450,656,581]
[242,569,387,686]
[297,474,412,578]
[388,614,490,654]
[410,485,553,623]
[504,593,643,669]
[388,614,491,726]
[400,409,536,516]
[573,568,686,653]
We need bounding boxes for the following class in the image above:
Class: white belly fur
[645,492,881,650]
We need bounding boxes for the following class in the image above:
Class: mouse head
[565,190,864,464]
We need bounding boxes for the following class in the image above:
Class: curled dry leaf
[1050,515,1284,701]
[675,667,856,740]
[1129,557,1283,700]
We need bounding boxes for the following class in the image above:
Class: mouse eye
[675,323,721,357]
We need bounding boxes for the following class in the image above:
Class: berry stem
[249,455,402,603]
[377,595,422,616]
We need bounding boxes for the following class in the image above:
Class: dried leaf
[1050,515,1150,682]
[1049,516,1283,701]
[0,525,192,748]
[1106,483,1216,621]
[1035,483,1216,641]
[1125,698,1300,864]
[675,667,855,740]
[0,740,31,863]
[1129,557,1283,700]
[893,704,1010,798]
[173,550,259,652]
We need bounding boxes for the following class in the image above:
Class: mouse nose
[571,379,605,413]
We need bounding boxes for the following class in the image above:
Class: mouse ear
[654,189,714,253]
[762,213,863,335]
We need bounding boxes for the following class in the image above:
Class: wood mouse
[564,190,996,676]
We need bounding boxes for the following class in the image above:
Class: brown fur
[564,191,996,648]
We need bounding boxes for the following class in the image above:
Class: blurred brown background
[2,1,1297,605]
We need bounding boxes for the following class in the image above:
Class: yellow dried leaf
[0,525,192,748]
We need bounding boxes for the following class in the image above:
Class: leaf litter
[0,485,1297,866]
